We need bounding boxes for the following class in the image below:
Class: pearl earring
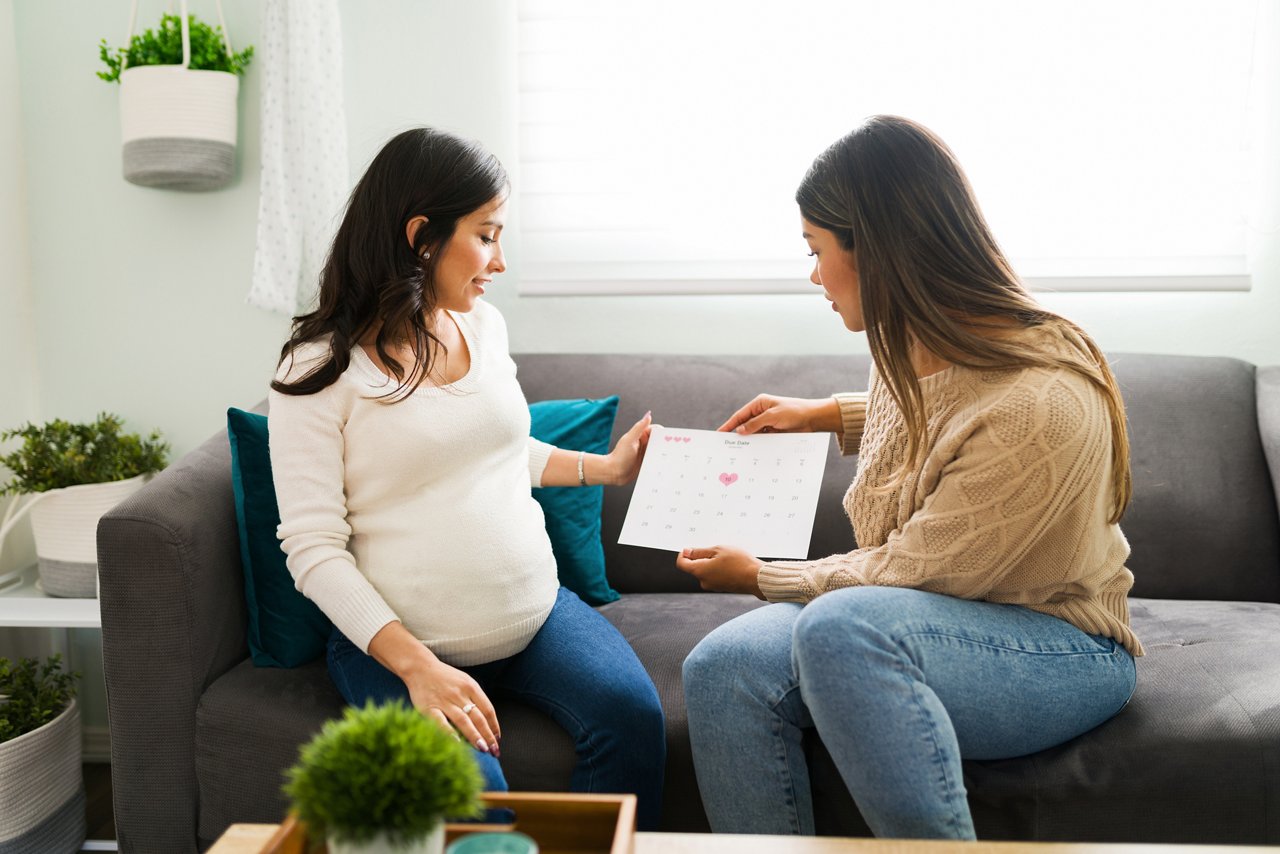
[420,248,431,260]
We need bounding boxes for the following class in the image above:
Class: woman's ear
[405,215,429,254]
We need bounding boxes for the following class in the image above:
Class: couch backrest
[1110,354,1280,601]
[514,352,1280,603]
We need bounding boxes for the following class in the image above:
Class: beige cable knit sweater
[758,326,1144,656]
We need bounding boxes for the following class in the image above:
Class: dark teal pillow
[529,396,621,606]
[227,408,333,668]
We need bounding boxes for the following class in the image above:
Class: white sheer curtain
[248,0,349,314]
[517,0,1259,294]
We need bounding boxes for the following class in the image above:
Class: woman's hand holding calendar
[675,546,766,599]
[719,394,842,435]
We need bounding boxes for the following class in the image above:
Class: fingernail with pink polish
[477,738,489,752]
[491,744,501,757]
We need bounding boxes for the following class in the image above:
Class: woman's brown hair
[797,115,1131,522]
[272,127,509,401]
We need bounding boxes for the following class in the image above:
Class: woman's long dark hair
[272,127,509,401]
[797,115,1132,523]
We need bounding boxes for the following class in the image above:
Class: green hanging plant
[97,13,254,84]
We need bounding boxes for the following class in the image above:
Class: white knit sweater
[268,300,560,665]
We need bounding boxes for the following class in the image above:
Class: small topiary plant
[97,13,254,83]
[0,654,79,745]
[0,413,168,495]
[284,700,483,847]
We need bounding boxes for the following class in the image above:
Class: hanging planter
[98,0,254,191]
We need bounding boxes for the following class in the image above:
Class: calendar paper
[619,427,830,559]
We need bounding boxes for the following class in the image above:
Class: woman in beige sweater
[677,116,1141,840]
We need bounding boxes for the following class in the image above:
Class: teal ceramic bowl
[445,830,539,854]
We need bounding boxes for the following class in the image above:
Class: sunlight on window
[518,0,1258,293]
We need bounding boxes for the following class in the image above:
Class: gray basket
[123,137,235,191]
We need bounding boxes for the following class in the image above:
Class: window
[517,0,1259,295]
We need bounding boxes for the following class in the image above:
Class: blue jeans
[683,587,1136,839]
[327,587,666,830]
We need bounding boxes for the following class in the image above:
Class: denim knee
[684,630,744,695]
[792,586,913,663]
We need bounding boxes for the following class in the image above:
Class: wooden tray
[260,792,636,854]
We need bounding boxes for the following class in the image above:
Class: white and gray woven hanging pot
[117,0,239,191]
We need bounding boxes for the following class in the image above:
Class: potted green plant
[0,413,168,597]
[0,655,83,854]
[97,1,254,190]
[285,701,483,854]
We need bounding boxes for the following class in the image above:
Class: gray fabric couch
[98,352,1280,852]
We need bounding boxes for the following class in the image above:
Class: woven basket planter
[0,475,149,598]
[0,700,84,854]
[115,0,241,190]
[119,64,239,190]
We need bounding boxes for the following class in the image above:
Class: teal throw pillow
[529,396,622,605]
[227,408,333,668]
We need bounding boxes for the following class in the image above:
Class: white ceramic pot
[328,824,444,854]
[0,700,85,853]
[0,474,149,597]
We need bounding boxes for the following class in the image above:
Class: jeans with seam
[683,586,1137,839]
[327,586,667,830]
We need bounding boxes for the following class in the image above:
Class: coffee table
[209,824,1278,854]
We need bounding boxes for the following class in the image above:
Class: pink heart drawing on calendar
[719,472,739,486]
[664,435,674,442]
[682,437,692,443]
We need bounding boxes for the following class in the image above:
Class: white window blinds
[517,0,1258,294]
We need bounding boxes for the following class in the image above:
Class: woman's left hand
[605,411,653,485]
[675,546,765,598]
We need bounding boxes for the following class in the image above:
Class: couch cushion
[227,408,334,668]
[1109,355,1280,602]
[528,396,622,605]
[811,597,1280,842]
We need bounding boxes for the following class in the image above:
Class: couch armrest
[98,428,250,854]
[1260,366,1280,525]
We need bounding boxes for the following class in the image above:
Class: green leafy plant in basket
[0,654,79,745]
[0,413,169,495]
[284,700,483,849]
[97,13,254,83]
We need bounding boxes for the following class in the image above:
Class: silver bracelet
[577,450,587,486]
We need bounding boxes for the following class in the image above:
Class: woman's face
[429,195,508,314]
[802,216,863,332]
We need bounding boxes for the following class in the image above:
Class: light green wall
[0,0,36,576]
[9,1,1280,465]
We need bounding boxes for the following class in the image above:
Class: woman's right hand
[403,658,502,757]
[368,620,500,755]
[718,394,841,435]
